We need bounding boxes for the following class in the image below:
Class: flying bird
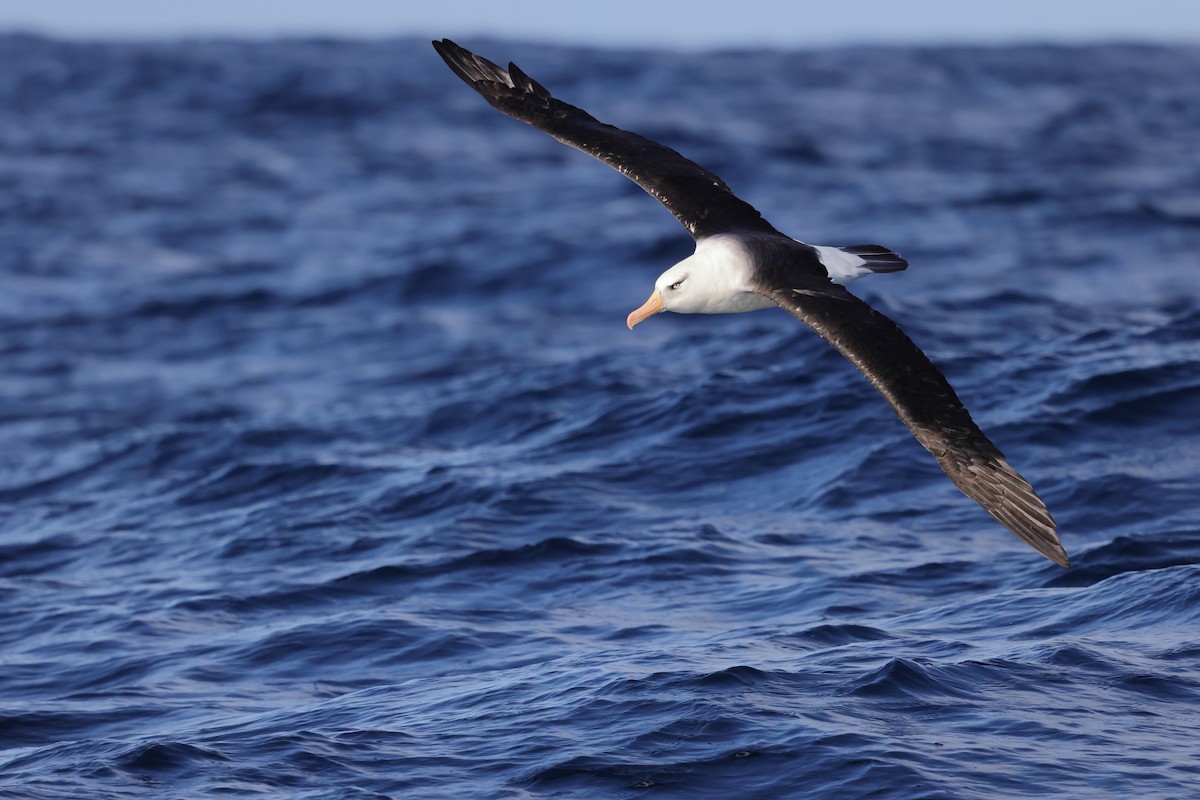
[432,39,1068,567]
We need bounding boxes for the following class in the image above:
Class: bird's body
[631,233,908,323]
[433,39,1070,567]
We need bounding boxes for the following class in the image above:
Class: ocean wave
[2,35,1199,800]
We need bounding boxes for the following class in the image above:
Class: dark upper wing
[433,39,780,241]
[756,279,1069,567]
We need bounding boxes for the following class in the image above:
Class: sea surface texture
[2,35,1200,799]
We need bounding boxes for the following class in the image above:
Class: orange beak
[626,289,664,330]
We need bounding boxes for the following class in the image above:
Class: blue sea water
[1,34,1199,798]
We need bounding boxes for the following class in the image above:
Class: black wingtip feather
[951,455,1069,568]
[434,39,503,89]
[507,61,552,99]
[992,504,1070,568]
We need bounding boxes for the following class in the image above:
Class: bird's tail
[838,244,908,274]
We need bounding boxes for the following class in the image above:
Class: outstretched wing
[433,39,780,241]
[757,280,1069,567]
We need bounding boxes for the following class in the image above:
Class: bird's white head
[625,237,766,329]
[625,262,694,329]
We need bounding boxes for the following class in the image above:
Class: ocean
[1,35,1199,798]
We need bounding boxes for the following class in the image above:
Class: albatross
[432,39,1069,568]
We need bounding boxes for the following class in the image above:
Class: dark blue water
[2,35,1199,798]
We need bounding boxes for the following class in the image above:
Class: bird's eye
[670,281,683,290]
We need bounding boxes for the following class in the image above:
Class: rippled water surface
[2,35,1199,799]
